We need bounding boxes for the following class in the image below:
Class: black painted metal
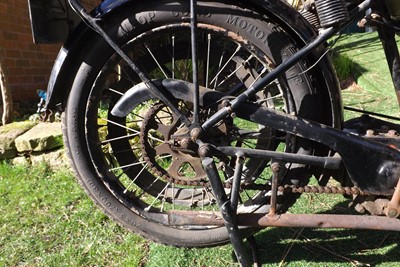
[315,0,349,28]
[28,0,79,43]
[235,102,400,195]
[230,155,245,213]
[377,20,400,108]
[216,147,342,170]
[202,157,251,267]
[190,0,201,124]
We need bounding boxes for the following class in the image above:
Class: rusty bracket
[385,177,400,218]
[269,162,281,216]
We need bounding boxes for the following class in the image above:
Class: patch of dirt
[340,76,363,91]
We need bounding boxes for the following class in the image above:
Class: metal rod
[236,213,400,231]
[216,146,341,170]
[269,162,281,215]
[166,210,400,232]
[377,22,400,107]
[190,0,200,124]
[202,157,251,267]
[230,154,245,212]
[344,106,400,121]
[201,26,337,130]
[386,178,400,218]
[201,0,373,131]
[67,0,189,125]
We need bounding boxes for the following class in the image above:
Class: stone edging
[0,121,67,168]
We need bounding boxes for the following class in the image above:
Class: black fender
[46,0,342,128]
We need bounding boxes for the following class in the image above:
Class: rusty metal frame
[385,178,400,218]
[236,213,400,231]
[166,210,400,231]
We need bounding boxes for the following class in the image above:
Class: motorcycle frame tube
[236,213,400,231]
[43,0,343,129]
[166,210,400,231]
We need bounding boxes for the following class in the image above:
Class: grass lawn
[1,32,400,266]
[331,32,400,119]
[1,164,399,266]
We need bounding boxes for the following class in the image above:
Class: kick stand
[202,155,260,267]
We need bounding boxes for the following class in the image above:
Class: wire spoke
[210,44,241,86]
[172,35,175,79]
[123,163,149,193]
[109,160,147,171]
[216,55,254,87]
[101,133,139,144]
[107,87,124,96]
[145,182,171,211]
[144,43,169,79]
[206,33,211,87]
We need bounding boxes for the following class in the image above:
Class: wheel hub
[139,102,208,185]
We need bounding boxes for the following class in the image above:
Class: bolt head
[190,128,202,140]
[387,208,399,218]
[198,145,210,157]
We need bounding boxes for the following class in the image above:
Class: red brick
[15,59,29,67]
[5,50,21,58]
[0,0,97,101]
[0,3,7,14]
[2,31,18,41]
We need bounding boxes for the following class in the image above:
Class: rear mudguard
[46,0,342,128]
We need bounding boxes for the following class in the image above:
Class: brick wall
[0,0,99,102]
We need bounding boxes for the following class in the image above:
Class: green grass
[2,32,400,266]
[1,163,399,266]
[331,32,400,119]
[0,163,146,267]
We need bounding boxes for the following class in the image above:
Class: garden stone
[15,122,63,152]
[12,156,30,166]
[31,149,67,168]
[0,121,36,159]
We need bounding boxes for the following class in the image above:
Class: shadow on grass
[333,33,381,54]
[250,200,400,266]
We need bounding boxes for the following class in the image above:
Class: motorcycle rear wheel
[63,0,335,247]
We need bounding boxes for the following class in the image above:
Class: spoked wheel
[64,0,333,247]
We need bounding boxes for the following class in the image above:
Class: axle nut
[198,145,210,157]
[190,128,202,140]
[386,208,399,218]
[180,138,191,149]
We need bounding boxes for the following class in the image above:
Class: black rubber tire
[63,0,333,247]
